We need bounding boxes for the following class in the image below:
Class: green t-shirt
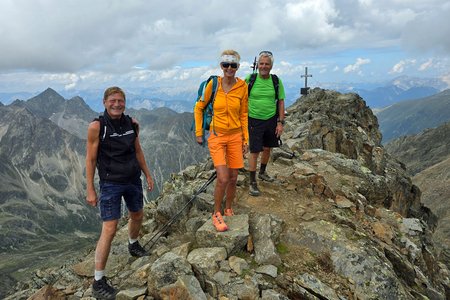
[245,74,286,120]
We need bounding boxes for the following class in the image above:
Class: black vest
[96,111,141,183]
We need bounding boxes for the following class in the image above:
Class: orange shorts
[208,132,244,169]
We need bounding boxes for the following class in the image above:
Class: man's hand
[275,123,283,138]
[86,188,98,207]
[146,176,154,191]
[196,136,203,145]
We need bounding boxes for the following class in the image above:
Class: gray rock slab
[196,214,249,256]
[187,247,227,276]
[255,265,278,278]
[116,286,148,300]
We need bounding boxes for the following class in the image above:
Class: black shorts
[248,115,279,153]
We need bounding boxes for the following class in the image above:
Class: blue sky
[0,0,449,105]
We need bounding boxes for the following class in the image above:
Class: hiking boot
[212,212,228,232]
[92,277,117,300]
[258,172,275,182]
[249,182,261,196]
[224,208,234,217]
[128,241,148,257]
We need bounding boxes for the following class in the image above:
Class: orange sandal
[212,212,228,232]
[224,208,234,217]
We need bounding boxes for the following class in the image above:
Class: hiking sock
[129,237,138,244]
[94,270,105,281]
[260,164,267,174]
[250,171,256,183]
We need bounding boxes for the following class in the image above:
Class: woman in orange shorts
[194,49,249,231]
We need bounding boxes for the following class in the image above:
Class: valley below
[1,231,98,297]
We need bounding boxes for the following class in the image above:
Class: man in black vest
[85,86,154,299]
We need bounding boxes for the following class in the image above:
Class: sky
[1,0,450,105]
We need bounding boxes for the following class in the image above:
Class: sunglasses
[221,62,238,69]
[259,50,273,56]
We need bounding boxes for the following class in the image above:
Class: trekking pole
[277,138,296,159]
[251,56,257,73]
[143,171,217,251]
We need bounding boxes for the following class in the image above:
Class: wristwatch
[277,119,285,125]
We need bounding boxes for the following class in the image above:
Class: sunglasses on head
[221,62,238,69]
[259,50,273,56]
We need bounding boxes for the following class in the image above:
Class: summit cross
[300,67,312,95]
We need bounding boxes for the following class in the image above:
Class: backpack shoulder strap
[206,75,219,106]
[248,73,279,99]
[126,115,139,137]
[94,116,107,141]
[247,73,258,96]
[271,74,280,100]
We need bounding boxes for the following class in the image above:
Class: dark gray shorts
[248,115,279,153]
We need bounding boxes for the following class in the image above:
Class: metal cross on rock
[300,67,312,95]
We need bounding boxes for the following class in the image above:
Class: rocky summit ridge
[6,88,450,299]
[385,121,450,271]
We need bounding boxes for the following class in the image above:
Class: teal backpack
[193,75,219,146]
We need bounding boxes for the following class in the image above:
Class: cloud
[441,74,450,87]
[0,0,449,93]
[389,59,416,74]
[1,0,444,73]
[343,58,371,73]
[418,59,433,71]
[401,2,450,54]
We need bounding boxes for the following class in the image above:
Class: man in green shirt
[246,51,286,196]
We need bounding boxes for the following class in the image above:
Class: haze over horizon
[1,0,449,104]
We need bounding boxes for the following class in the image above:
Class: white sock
[129,237,138,244]
[94,270,104,281]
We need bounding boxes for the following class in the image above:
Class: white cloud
[419,59,433,71]
[389,59,416,74]
[344,58,371,73]
[283,0,354,47]
[441,74,450,87]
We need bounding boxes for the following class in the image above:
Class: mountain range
[1,88,196,114]
[350,75,447,109]
[1,75,448,114]
[375,89,450,143]
[0,100,99,292]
